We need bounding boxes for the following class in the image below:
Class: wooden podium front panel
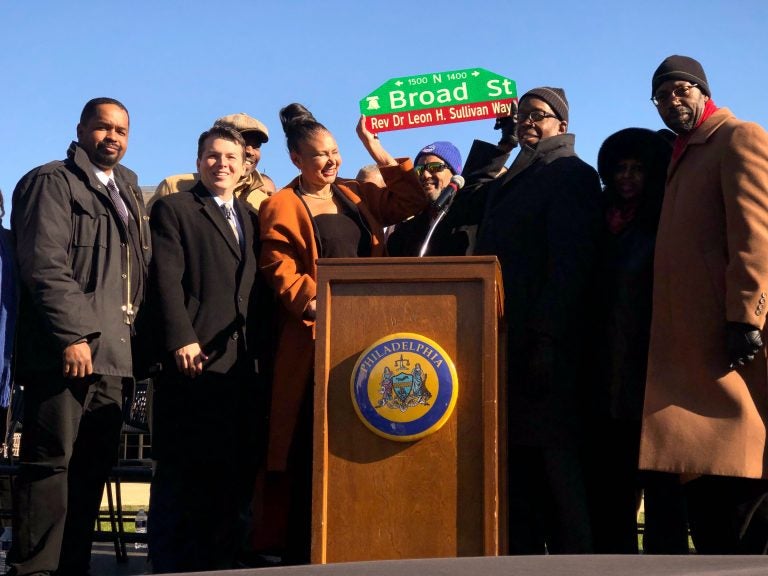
[313,258,501,563]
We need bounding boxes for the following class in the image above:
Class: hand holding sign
[357,114,377,141]
[494,98,519,152]
[356,114,397,167]
[360,68,517,133]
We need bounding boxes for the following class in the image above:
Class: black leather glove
[494,99,518,152]
[725,321,764,370]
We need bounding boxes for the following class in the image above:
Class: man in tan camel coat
[640,55,768,554]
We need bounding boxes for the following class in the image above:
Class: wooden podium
[312,256,505,563]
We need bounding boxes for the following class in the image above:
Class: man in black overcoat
[469,87,603,554]
[147,125,266,572]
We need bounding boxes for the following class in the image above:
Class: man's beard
[92,144,121,168]
[667,105,696,133]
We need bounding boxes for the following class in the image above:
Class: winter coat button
[231,333,239,340]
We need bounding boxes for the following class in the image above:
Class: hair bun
[280,103,317,131]
[279,103,327,153]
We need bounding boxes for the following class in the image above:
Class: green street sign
[360,68,517,132]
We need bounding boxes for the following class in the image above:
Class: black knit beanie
[520,87,569,123]
[651,55,711,97]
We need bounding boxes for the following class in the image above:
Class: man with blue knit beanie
[386,141,463,256]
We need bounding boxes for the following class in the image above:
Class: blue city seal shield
[350,333,459,442]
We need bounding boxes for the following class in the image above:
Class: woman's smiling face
[291,129,341,188]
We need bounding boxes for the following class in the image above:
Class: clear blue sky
[1,0,767,226]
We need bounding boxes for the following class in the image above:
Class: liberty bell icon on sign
[365,96,380,111]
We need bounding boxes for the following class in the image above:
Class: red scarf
[671,99,719,161]
[606,198,641,235]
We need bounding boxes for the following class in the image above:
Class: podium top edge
[316,256,500,266]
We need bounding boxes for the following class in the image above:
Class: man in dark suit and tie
[147,125,266,573]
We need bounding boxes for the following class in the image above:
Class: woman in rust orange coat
[253,103,427,563]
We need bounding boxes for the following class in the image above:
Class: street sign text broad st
[360,68,517,132]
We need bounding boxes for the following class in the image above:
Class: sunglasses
[414,162,449,176]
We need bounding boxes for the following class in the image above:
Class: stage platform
[90,550,768,576]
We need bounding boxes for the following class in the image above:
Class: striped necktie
[106,178,130,226]
[221,203,240,245]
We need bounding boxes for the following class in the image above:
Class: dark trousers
[149,457,257,573]
[9,374,124,576]
[685,475,768,554]
[283,388,313,565]
[585,419,689,554]
[642,471,689,554]
[584,419,640,554]
[507,444,593,554]
[148,371,263,573]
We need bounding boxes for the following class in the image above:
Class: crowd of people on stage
[1,53,768,575]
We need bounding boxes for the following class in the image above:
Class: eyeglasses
[651,84,698,106]
[516,110,558,124]
[414,162,449,176]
